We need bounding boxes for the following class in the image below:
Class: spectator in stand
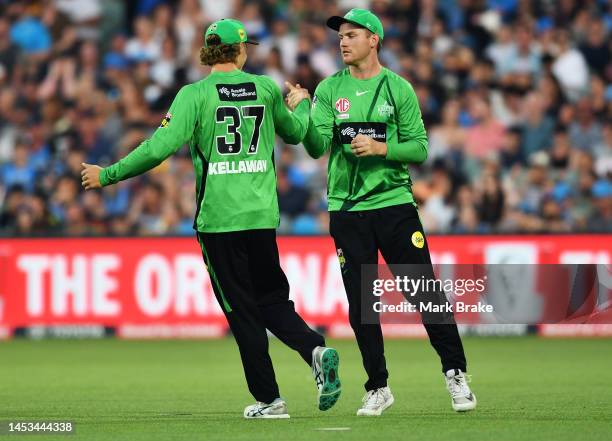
[521,92,555,158]
[464,97,506,159]
[569,97,604,152]
[578,18,610,78]
[1,139,37,193]
[478,171,505,230]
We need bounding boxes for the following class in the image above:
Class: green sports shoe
[312,346,341,411]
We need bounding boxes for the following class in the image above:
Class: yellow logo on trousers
[411,231,425,248]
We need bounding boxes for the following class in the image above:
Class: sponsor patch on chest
[338,122,387,144]
[335,97,350,113]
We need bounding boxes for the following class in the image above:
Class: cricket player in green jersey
[287,9,476,415]
[81,18,341,419]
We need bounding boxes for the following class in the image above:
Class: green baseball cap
[204,19,259,47]
[326,8,384,41]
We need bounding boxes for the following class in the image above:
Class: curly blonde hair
[200,34,241,66]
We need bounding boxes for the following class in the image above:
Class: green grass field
[1,337,611,440]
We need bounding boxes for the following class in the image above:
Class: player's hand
[285,82,310,110]
[81,163,103,190]
[350,134,388,157]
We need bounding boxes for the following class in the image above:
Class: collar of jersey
[209,69,243,76]
[346,66,386,84]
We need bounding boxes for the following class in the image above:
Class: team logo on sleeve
[159,112,172,128]
[335,97,350,113]
[216,83,257,101]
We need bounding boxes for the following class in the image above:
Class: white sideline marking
[315,427,351,431]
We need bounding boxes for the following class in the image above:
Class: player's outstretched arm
[81,163,103,190]
[384,81,428,163]
[300,82,333,159]
[267,79,310,145]
[285,82,310,110]
[85,85,200,188]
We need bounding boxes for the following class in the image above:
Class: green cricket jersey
[303,67,428,211]
[100,70,310,232]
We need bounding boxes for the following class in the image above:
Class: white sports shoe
[311,346,341,411]
[243,398,290,419]
[445,369,477,412]
[356,386,394,416]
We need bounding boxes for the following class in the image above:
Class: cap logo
[238,28,246,40]
[208,23,217,32]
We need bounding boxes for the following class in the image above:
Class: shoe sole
[318,348,341,411]
[452,394,477,412]
[356,394,394,416]
[244,414,290,419]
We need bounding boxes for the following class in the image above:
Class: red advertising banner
[0,235,610,338]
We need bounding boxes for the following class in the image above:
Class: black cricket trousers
[196,229,325,404]
[330,203,467,392]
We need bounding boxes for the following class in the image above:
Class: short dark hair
[199,34,241,66]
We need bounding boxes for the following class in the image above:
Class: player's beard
[342,47,372,66]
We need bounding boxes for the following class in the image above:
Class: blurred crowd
[0,0,610,237]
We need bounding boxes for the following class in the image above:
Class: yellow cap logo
[411,231,425,248]
[238,28,246,40]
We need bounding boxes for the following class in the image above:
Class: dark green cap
[327,8,384,40]
[204,19,258,47]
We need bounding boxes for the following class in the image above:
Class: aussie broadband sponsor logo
[341,126,356,138]
[208,159,268,175]
[338,122,387,144]
[216,83,258,101]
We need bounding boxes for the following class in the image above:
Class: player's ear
[239,43,247,67]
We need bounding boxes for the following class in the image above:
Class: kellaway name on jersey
[208,159,268,175]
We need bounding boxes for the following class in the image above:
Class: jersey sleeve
[302,81,334,159]
[266,78,310,145]
[100,84,200,186]
[385,80,428,163]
